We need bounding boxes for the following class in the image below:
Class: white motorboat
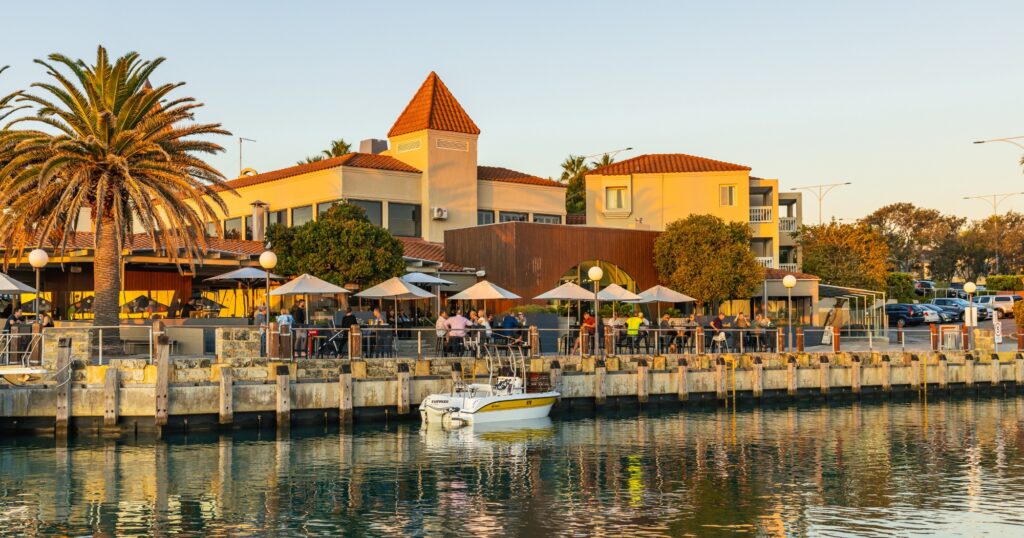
[420,341,559,428]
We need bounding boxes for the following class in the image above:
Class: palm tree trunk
[93,216,122,355]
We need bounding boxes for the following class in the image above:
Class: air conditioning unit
[431,207,449,221]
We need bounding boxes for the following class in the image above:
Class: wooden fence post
[349,325,361,359]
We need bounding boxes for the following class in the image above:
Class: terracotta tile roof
[219,153,420,191]
[764,267,819,280]
[388,72,481,138]
[588,153,751,175]
[24,232,265,257]
[477,166,564,188]
[397,237,465,272]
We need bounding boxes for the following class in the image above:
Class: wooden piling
[752,356,764,399]
[154,336,170,427]
[786,356,797,397]
[991,353,1002,390]
[103,367,119,428]
[636,358,649,403]
[219,367,234,425]
[909,355,920,390]
[819,355,830,395]
[851,355,861,395]
[965,354,975,389]
[937,354,948,390]
[549,360,562,395]
[275,364,290,429]
[396,363,410,415]
[55,337,72,435]
[880,354,891,394]
[594,359,607,406]
[676,358,689,401]
[715,357,727,401]
[349,326,361,359]
[151,319,166,357]
[339,364,353,424]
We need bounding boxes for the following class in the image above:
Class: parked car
[946,282,967,299]
[973,295,1020,317]
[885,303,926,327]
[914,280,936,297]
[918,303,955,323]
[929,297,965,320]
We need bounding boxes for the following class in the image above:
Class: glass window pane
[388,203,421,237]
[499,211,528,222]
[533,214,561,224]
[224,217,243,239]
[348,199,382,226]
[244,216,253,240]
[317,200,341,216]
[269,210,287,226]
[606,187,625,210]
[205,222,217,237]
[292,206,313,227]
[477,210,495,225]
[719,185,735,206]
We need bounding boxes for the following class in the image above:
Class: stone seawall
[1,349,1022,436]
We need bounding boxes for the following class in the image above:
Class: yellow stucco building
[585,154,802,271]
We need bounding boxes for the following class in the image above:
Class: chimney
[250,200,268,242]
[359,139,388,154]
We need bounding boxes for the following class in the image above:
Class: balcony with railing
[750,206,773,223]
[779,262,798,272]
[755,257,774,269]
[779,217,797,233]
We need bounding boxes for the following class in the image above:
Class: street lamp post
[783,275,796,350]
[28,249,48,318]
[588,265,604,357]
[259,250,278,356]
[790,182,852,224]
[963,192,1024,274]
[973,136,1024,151]
[964,281,977,350]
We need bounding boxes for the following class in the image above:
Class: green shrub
[886,272,916,303]
[1016,301,1024,331]
[984,275,1024,292]
[510,304,557,314]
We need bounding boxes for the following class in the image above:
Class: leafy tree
[298,137,352,165]
[266,203,404,289]
[0,47,229,349]
[886,272,916,303]
[796,222,889,290]
[985,275,1023,291]
[653,214,765,310]
[561,154,590,215]
[861,203,965,273]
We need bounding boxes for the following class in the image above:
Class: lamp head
[782,275,797,288]
[259,250,278,270]
[28,249,48,269]
[587,266,604,282]
[964,282,977,294]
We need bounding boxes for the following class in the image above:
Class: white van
[973,295,1020,317]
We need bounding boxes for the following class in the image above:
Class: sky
[2,1,1022,222]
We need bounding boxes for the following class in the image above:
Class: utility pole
[239,137,256,177]
[790,182,852,224]
[963,192,1024,274]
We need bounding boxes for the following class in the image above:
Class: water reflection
[3,399,1024,536]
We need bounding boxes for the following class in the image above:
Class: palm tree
[297,137,352,165]
[0,66,23,123]
[590,153,615,169]
[0,47,231,349]
[561,154,590,214]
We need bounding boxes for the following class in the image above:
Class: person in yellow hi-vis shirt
[626,311,643,354]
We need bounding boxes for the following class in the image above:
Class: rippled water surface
[3,398,1024,536]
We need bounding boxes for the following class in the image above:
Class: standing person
[339,308,359,357]
[254,304,269,358]
[291,299,307,357]
[180,298,196,319]
[576,311,596,354]
[477,309,492,343]
[637,312,651,354]
[501,311,518,342]
[434,311,449,357]
[445,309,470,356]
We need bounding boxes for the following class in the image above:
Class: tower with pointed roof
[386,72,481,241]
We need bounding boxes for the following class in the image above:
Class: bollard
[55,338,72,435]
[909,355,920,390]
[103,367,119,428]
[965,354,975,389]
[219,367,234,425]
[594,359,607,406]
[786,356,797,397]
[962,325,970,351]
[715,357,727,401]
[930,325,939,352]
[796,328,804,352]
[529,326,539,356]
[676,358,689,401]
[268,322,280,359]
[154,336,170,427]
[1016,353,1024,389]
[880,354,891,394]
[777,328,786,353]
[637,358,649,404]
[991,353,1002,390]
[696,327,705,354]
[819,355,830,395]
[832,326,841,353]
[851,355,862,395]
[339,364,353,424]
[752,356,764,399]
[549,360,562,396]
[276,364,291,429]
[396,363,411,415]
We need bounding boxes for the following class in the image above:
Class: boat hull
[450,392,559,425]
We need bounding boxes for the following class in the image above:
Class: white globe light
[28,249,49,269]
[964,282,977,294]
[259,250,278,270]
[782,275,797,288]
[587,265,604,282]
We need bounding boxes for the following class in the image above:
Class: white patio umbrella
[596,283,641,302]
[630,285,696,319]
[534,282,593,301]
[448,280,520,301]
[206,267,284,317]
[356,277,436,346]
[270,274,350,322]
[402,272,454,317]
[0,273,36,294]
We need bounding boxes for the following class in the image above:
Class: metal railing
[0,333,42,367]
[750,206,773,223]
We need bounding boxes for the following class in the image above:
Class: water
[3,398,1024,537]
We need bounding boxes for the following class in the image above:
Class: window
[223,217,243,240]
[348,199,382,226]
[499,211,528,223]
[533,214,561,224]
[292,206,313,227]
[205,222,217,237]
[606,187,626,210]
[388,203,421,237]
[244,216,253,240]
[268,210,287,227]
[719,185,736,206]
[477,210,495,225]
[317,199,342,217]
